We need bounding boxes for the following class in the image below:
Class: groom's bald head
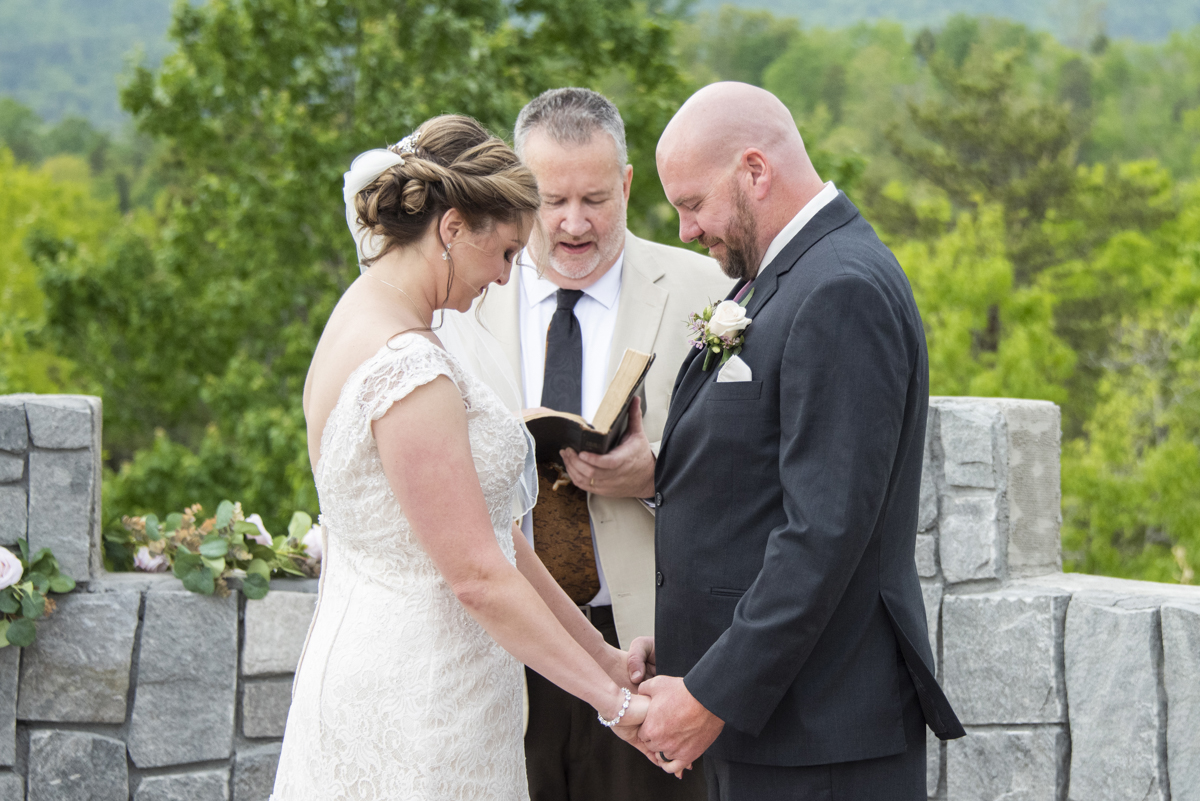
[656,82,824,279]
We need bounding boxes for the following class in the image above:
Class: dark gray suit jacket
[654,193,965,767]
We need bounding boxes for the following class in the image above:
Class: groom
[628,83,965,799]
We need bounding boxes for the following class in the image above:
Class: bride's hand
[611,694,691,779]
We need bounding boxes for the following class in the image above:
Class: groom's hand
[560,397,655,499]
[637,676,724,768]
[627,636,656,686]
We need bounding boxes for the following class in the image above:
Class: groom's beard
[707,187,762,282]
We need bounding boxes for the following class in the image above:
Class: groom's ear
[740,149,772,201]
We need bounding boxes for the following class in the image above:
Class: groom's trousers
[702,659,927,801]
[524,604,708,801]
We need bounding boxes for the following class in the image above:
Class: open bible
[523,348,655,464]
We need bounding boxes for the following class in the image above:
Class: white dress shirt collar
[758,181,839,274]
[520,250,625,310]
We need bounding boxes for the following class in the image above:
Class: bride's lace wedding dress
[272,333,530,801]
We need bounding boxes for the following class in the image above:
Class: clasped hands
[609,636,725,778]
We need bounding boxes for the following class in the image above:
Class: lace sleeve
[359,334,469,423]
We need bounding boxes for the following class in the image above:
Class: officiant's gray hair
[514,88,628,167]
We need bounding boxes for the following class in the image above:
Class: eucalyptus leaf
[233,521,259,536]
[181,565,215,595]
[145,514,160,540]
[0,590,19,614]
[6,617,35,647]
[48,574,76,593]
[201,556,226,576]
[215,500,235,529]
[242,572,270,600]
[17,539,28,561]
[199,536,229,558]
[164,512,183,533]
[173,547,201,579]
[0,619,9,648]
[246,558,271,580]
[21,592,45,620]
[28,572,49,594]
[288,511,312,541]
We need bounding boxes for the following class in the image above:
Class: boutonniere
[685,290,754,371]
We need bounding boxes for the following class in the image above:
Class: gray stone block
[921,579,942,673]
[939,494,1002,583]
[939,403,999,489]
[0,772,23,800]
[128,591,238,768]
[242,591,316,676]
[927,729,941,797]
[134,769,230,801]
[0,453,22,484]
[943,587,1068,724]
[1163,602,1200,801]
[23,397,93,450]
[997,400,1061,577]
[233,744,281,801]
[0,400,26,453]
[28,729,128,801]
[27,450,94,582]
[947,725,1067,801]
[916,533,938,578]
[0,485,26,546]
[919,408,938,532]
[0,646,16,767]
[17,591,140,723]
[1065,594,1168,801]
[242,677,293,738]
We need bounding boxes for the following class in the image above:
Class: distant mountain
[695,0,1200,43]
[0,0,176,130]
[2,0,1197,131]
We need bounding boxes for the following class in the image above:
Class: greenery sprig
[117,501,320,600]
[0,542,76,648]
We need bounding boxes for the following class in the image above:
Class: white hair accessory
[343,148,406,273]
[395,129,421,156]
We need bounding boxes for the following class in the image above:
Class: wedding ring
[659,751,669,762]
[590,477,595,486]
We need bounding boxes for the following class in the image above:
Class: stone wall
[920,397,1200,801]
[0,393,1197,800]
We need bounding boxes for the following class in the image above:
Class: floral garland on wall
[117,501,321,599]
[0,542,75,648]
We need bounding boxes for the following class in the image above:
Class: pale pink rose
[707,300,752,337]
[0,546,22,590]
[302,525,324,561]
[133,546,170,573]
[244,514,274,547]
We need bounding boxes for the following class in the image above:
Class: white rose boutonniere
[686,289,754,371]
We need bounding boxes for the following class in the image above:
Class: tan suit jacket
[478,231,733,648]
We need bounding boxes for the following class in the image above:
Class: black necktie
[541,289,585,415]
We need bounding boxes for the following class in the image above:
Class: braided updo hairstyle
[354,115,541,279]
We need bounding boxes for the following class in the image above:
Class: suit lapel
[659,194,859,451]
[607,233,667,382]
[660,279,744,446]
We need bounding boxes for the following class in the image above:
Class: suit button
[654,492,663,506]
[656,571,664,587]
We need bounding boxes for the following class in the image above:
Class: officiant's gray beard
[545,211,627,282]
[713,187,762,282]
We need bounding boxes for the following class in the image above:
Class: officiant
[473,88,730,801]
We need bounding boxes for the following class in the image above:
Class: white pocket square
[716,354,753,383]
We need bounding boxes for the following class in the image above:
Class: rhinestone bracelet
[598,687,632,728]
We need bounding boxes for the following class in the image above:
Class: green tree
[37,0,692,534]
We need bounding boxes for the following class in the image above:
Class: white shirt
[517,249,625,606]
[758,181,839,273]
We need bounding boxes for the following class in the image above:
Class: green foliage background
[1,1,1198,584]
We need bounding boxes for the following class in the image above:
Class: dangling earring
[442,242,454,261]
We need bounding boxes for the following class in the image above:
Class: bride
[271,115,659,800]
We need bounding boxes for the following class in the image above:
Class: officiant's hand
[560,397,655,499]
[637,676,724,772]
[627,635,656,687]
